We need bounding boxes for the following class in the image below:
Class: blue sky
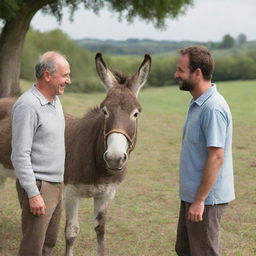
[30,0,256,41]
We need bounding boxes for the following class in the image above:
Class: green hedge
[21,29,256,92]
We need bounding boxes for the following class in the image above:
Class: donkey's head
[95,53,151,173]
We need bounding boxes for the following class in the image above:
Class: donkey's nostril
[123,153,128,163]
[103,152,109,162]
[103,151,128,170]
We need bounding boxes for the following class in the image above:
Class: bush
[214,52,256,81]
[148,56,177,87]
[21,29,256,93]
[67,77,104,93]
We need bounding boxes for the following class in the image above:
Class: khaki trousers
[16,180,63,256]
[175,200,228,256]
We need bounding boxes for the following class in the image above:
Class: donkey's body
[0,97,16,181]
[0,53,151,256]
[64,106,127,256]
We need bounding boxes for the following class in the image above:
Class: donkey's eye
[131,109,139,119]
[101,106,109,117]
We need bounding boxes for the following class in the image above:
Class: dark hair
[179,45,214,80]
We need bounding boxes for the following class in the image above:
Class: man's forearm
[188,147,224,222]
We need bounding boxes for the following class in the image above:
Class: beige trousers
[16,179,63,256]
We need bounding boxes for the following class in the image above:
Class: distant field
[0,80,255,255]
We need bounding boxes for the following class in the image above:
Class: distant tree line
[75,38,197,55]
[207,33,247,50]
[76,33,249,55]
[148,50,256,87]
[21,29,256,92]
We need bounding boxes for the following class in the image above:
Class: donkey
[0,53,151,256]
[64,53,151,256]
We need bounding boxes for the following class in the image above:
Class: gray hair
[35,51,66,79]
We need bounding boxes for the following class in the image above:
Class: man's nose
[66,76,71,85]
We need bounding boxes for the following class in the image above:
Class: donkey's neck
[64,107,126,185]
[64,107,103,184]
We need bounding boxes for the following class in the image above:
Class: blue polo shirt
[179,84,235,205]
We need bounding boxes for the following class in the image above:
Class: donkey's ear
[128,54,151,97]
[95,53,118,90]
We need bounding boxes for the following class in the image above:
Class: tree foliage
[0,0,194,30]
[237,33,247,45]
[0,0,23,21]
[220,34,235,49]
[0,0,195,97]
[55,0,193,27]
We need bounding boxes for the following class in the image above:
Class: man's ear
[43,70,51,82]
[194,68,202,78]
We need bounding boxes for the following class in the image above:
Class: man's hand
[29,194,46,216]
[188,201,204,222]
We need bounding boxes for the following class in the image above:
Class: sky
[30,0,256,42]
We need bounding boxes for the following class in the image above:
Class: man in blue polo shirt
[174,46,235,256]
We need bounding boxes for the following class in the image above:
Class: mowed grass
[0,80,255,256]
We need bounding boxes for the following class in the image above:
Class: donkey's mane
[83,106,101,120]
[112,70,127,85]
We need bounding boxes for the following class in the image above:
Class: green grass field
[0,80,256,255]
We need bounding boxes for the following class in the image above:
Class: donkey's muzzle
[103,151,128,171]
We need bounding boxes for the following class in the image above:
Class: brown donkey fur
[0,53,151,256]
[0,97,16,171]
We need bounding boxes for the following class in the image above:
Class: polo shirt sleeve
[201,108,227,148]
[11,103,40,198]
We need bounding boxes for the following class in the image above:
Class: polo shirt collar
[193,84,216,107]
[31,85,56,106]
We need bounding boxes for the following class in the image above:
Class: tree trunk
[0,0,57,98]
[0,15,30,97]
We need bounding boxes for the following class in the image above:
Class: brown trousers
[175,200,228,256]
[16,180,63,256]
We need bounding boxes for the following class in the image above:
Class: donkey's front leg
[93,186,116,256]
[64,185,81,256]
[94,199,107,256]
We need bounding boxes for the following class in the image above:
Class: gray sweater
[11,86,65,198]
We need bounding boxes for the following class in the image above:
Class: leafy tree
[0,0,194,97]
[237,33,247,45]
[219,34,235,49]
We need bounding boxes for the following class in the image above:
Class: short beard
[179,78,195,91]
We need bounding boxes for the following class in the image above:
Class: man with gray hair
[11,51,71,255]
